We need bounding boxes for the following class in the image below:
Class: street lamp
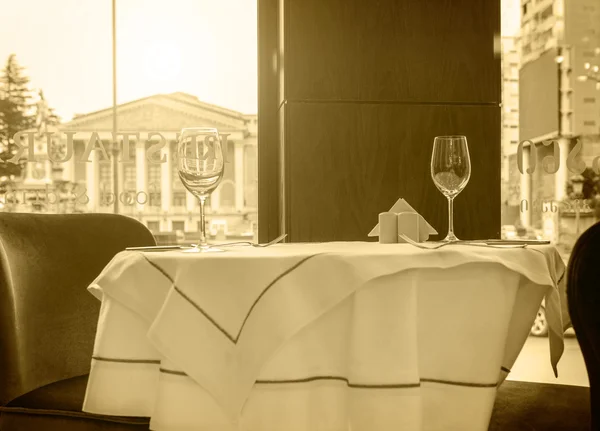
[111,0,119,215]
[577,55,600,89]
[572,174,585,196]
[573,49,600,233]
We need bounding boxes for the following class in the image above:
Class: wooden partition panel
[259,0,501,242]
[281,0,499,103]
[285,103,499,241]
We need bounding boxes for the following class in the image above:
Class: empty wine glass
[431,135,471,242]
[177,128,224,252]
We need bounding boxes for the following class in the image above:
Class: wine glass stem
[199,196,207,247]
[447,196,455,239]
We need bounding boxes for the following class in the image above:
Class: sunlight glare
[142,42,182,92]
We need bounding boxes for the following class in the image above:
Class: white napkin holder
[377,212,398,243]
[368,198,437,243]
[397,211,431,242]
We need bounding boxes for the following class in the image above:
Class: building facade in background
[501,35,521,227]
[4,92,258,242]
[516,0,600,245]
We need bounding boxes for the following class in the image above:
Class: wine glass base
[183,246,224,253]
[441,233,460,243]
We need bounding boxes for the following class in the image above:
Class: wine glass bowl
[177,127,225,252]
[430,135,471,242]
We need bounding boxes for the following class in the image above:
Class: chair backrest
[567,220,600,428]
[0,213,155,406]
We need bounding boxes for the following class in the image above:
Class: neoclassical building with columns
[10,92,258,238]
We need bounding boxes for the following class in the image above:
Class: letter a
[79,132,110,162]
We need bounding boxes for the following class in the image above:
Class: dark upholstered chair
[488,225,599,431]
[0,213,155,430]
[489,380,590,430]
[566,221,600,430]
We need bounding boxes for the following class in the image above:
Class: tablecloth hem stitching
[156,368,500,388]
[92,356,161,365]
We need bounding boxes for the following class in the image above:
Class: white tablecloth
[83,242,566,431]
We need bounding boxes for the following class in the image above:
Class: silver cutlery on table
[126,245,186,251]
[398,235,453,249]
[127,234,288,252]
[398,234,529,250]
[194,234,288,249]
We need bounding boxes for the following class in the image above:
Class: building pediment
[61,93,248,132]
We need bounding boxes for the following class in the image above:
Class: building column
[234,141,244,211]
[25,161,34,183]
[44,159,52,183]
[86,150,99,212]
[117,152,124,215]
[160,143,172,231]
[211,186,221,213]
[554,137,570,203]
[135,141,147,212]
[520,146,531,228]
[552,137,571,244]
[186,189,196,212]
[61,133,74,183]
[186,189,197,231]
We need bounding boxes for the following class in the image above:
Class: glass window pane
[114,0,258,244]
[0,1,111,214]
[502,0,591,386]
[1,0,257,244]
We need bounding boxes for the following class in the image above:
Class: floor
[508,335,589,387]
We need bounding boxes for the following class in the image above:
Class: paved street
[507,335,588,387]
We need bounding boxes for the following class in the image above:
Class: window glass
[172,221,185,232]
[502,0,592,386]
[502,0,600,256]
[0,0,258,245]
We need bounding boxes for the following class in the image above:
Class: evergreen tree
[0,54,34,179]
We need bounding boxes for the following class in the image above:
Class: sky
[501,0,521,37]
[0,0,258,121]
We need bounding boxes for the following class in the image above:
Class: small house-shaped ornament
[368,198,437,242]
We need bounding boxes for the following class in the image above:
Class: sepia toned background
[0,0,596,387]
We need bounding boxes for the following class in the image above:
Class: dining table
[82,241,566,431]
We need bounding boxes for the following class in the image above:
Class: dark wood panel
[284,102,500,242]
[281,0,500,103]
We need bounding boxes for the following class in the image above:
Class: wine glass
[177,128,224,253]
[430,135,471,242]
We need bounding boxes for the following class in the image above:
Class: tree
[0,54,34,179]
[0,55,60,186]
